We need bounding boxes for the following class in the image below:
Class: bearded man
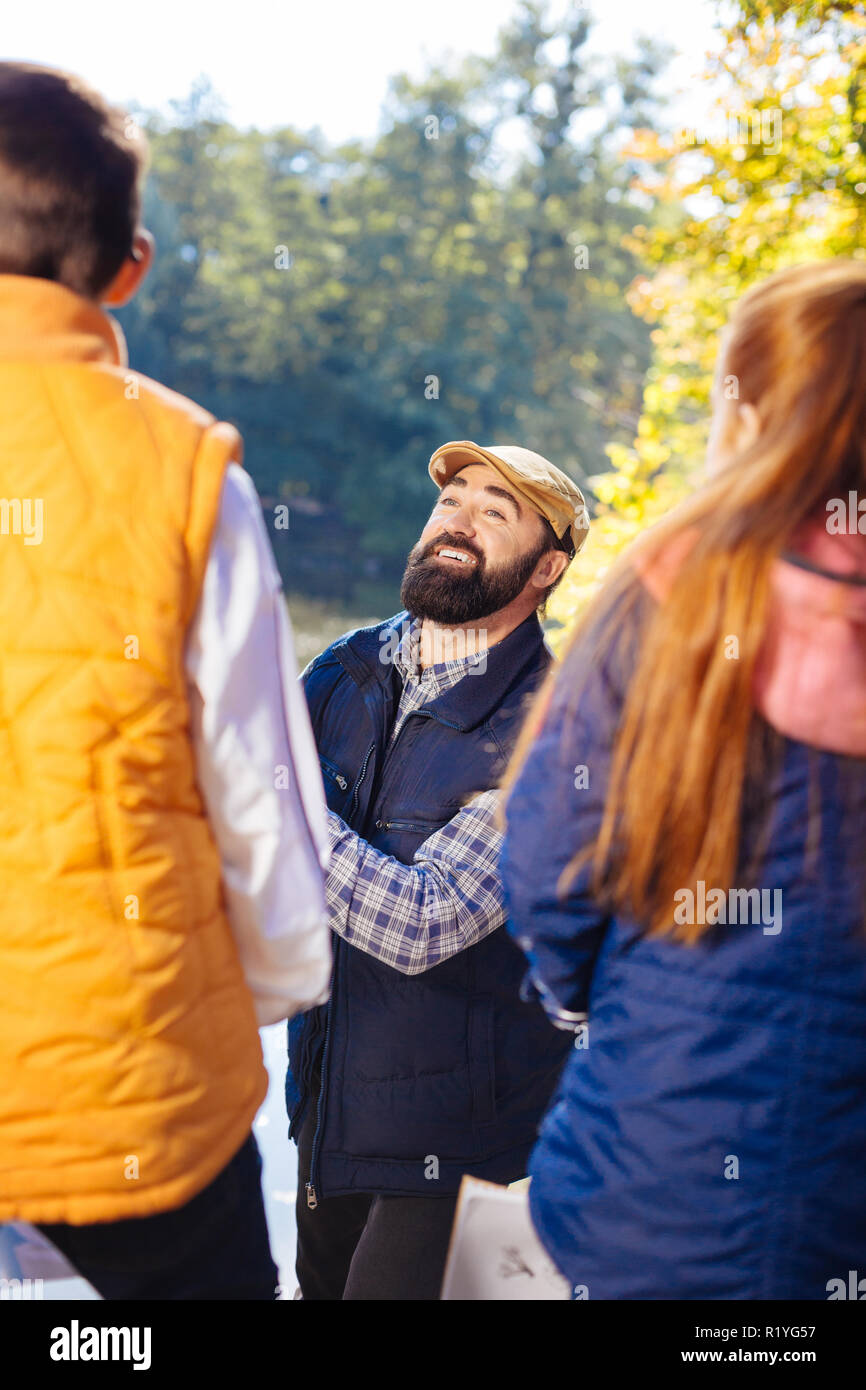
[286,440,589,1300]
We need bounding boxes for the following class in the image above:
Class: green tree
[118,3,671,606]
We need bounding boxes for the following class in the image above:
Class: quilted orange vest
[0,275,268,1225]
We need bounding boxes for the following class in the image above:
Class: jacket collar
[753,520,866,756]
[336,609,551,732]
[636,519,866,757]
[0,274,127,366]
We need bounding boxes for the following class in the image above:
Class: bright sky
[3,0,725,140]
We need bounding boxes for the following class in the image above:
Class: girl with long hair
[501,259,866,1299]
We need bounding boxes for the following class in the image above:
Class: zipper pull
[305,1182,318,1210]
[335,774,348,790]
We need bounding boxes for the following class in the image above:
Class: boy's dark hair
[0,63,148,299]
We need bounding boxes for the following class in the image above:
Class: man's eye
[487,509,504,520]
[441,497,457,506]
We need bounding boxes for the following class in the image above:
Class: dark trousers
[36,1132,278,1300]
[295,1095,457,1300]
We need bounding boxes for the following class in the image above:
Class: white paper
[440,1176,571,1300]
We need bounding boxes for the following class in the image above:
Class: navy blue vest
[286,610,571,1199]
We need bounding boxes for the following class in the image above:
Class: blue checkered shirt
[324,618,503,975]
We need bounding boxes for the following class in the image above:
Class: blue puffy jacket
[502,587,866,1300]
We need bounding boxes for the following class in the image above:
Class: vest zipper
[306,943,338,1211]
[349,742,375,819]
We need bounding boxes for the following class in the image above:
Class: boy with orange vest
[0,62,331,1299]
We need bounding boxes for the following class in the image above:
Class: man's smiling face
[400,462,560,624]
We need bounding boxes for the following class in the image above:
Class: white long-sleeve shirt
[184,462,331,1026]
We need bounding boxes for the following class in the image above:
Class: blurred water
[1,1022,298,1301]
[257,1022,300,1294]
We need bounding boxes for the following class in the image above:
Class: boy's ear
[100,229,155,307]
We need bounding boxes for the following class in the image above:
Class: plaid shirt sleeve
[324,790,504,974]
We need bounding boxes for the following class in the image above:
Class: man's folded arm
[325,789,505,975]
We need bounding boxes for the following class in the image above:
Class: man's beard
[400,530,548,624]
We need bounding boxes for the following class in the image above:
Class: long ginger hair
[502,259,866,942]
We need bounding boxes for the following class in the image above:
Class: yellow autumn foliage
[547,0,866,650]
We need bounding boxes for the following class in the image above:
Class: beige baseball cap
[428,440,590,557]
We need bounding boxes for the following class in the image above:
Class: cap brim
[428,441,508,486]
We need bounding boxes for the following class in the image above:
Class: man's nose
[444,504,476,536]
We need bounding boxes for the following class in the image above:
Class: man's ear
[100,229,155,307]
[531,547,570,592]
